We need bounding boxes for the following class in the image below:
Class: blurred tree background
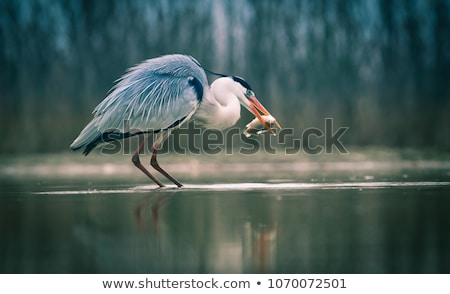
[1,0,449,153]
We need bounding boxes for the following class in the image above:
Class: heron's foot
[132,154,165,187]
[150,156,183,188]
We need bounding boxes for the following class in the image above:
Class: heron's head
[228,76,282,134]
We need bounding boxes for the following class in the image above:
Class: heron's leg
[150,132,183,188]
[132,135,165,187]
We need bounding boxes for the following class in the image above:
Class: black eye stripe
[232,76,252,91]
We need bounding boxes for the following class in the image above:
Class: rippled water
[1,152,450,273]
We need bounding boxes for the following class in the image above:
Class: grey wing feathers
[70,54,207,154]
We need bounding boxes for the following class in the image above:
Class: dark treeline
[1,0,449,153]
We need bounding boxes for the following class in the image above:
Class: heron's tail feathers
[70,119,103,156]
[71,119,141,155]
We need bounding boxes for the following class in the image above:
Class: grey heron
[70,54,281,187]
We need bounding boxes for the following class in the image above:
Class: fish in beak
[243,115,278,137]
[247,96,282,135]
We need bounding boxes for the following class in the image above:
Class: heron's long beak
[248,96,282,135]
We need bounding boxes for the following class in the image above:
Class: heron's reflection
[134,193,173,234]
[132,191,280,273]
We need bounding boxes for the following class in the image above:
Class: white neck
[194,78,241,130]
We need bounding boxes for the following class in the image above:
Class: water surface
[1,152,450,273]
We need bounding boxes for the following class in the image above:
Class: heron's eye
[245,89,253,97]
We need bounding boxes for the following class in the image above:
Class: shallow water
[1,153,450,273]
